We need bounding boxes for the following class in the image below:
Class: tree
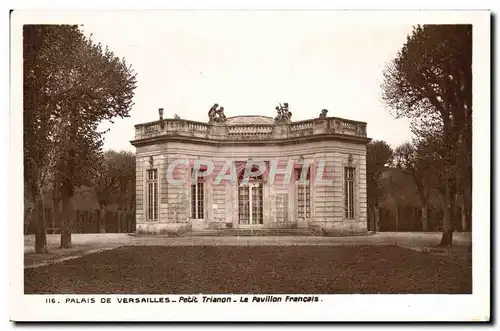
[91,150,135,232]
[383,166,421,231]
[366,140,394,232]
[24,25,80,253]
[394,141,443,231]
[382,25,472,246]
[23,25,137,250]
[395,142,426,230]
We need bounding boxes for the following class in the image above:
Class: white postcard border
[10,9,490,322]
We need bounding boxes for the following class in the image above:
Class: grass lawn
[24,245,471,294]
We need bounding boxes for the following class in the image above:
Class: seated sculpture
[275,102,292,122]
[208,103,227,123]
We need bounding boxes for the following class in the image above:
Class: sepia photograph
[10,8,490,322]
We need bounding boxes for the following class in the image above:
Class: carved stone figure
[208,103,218,119]
[319,109,328,118]
[208,103,227,123]
[275,102,292,122]
[216,106,227,122]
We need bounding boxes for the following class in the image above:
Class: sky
[79,11,415,152]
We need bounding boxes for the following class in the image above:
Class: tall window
[296,168,311,220]
[191,169,205,219]
[146,169,158,221]
[344,167,355,219]
[276,193,289,223]
[238,167,264,225]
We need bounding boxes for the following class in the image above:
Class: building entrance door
[238,182,263,225]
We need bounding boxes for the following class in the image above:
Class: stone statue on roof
[275,102,292,122]
[208,103,227,123]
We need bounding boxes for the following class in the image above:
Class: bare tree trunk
[60,193,74,248]
[466,194,472,232]
[51,173,58,230]
[367,206,373,231]
[461,205,467,231]
[25,199,35,234]
[421,205,429,232]
[54,199,61,231]
[99,207,106,233]
[118,210,123,233]
[439,184,454,247]
[24,171,38,238]
[60,160,75,247]
[34,195,48,254]
[374,206,380,232]
[395,206,399,232]
[40,191,46,230]
[51,202,56,230]
[60,109,77,248]
[370,206,375,231]
[459,194,467,231]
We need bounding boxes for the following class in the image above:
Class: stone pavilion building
[130,104,371,235]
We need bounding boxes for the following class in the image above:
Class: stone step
[183,228,316,237]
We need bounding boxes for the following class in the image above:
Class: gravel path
[24,232,472,269]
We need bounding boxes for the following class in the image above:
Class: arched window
[238,166,264,182]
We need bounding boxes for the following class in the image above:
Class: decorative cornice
[132,116,369,149]
[130,132,371,147]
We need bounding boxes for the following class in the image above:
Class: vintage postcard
[10,9,490,322]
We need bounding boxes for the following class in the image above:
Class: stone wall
[134,139,368,233]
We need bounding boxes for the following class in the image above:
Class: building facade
[131,105,371,235]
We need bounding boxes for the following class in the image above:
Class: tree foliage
[366,140,394,231]
[382,25,472,245]
[23,25,137,251]
[382,25,471,128]
[381,25,471,180]
[93,150,136,209]
[367,140,394,204]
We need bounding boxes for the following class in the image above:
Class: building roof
[131,114,370,147]
[225,115,275,125]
